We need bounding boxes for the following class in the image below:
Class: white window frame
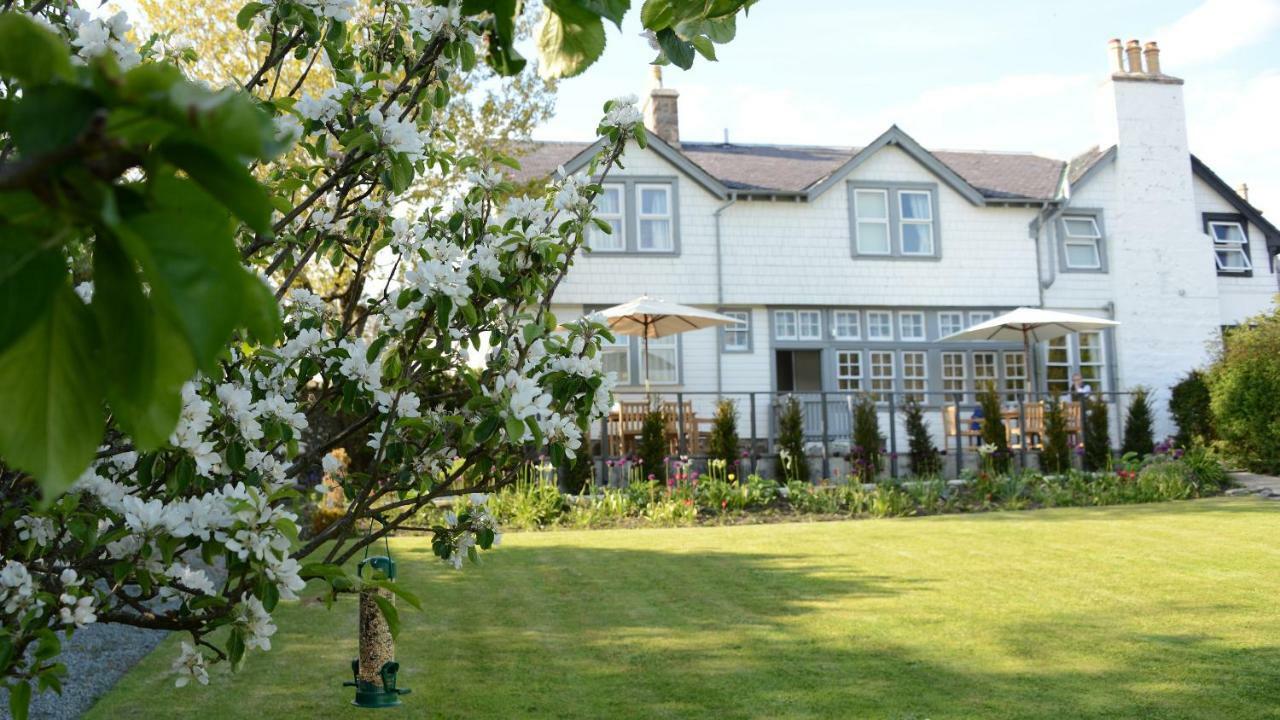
[1003,351,1026,401]
[587,183,625,252]
[1077,331,1106,392]
[600,333,631,386]
[868,350,895,401]
[1062,215,1103,270]
[1209,221,1252,273]
[835,350,862,391]
[831,310,861,340]
[796,310,822,340]
[897,189,935,256]
[635,183,673,252]
[1045,336,1072,397]
[972,351,998,394]
[898,311,926,342]
[642,333,680,384]
[941,351,967,397]
[968,311,995,327]
[853,188,892,256]
[938,311,965,338]
[720,310,750,352]
[866,311,893,341]
[900,350,928,403]
[773,310,798,341]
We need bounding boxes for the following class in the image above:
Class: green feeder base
[344,659,411,708]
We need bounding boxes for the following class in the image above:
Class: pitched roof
[508,137,1066,202]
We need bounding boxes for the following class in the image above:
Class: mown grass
[87,498,1280,719]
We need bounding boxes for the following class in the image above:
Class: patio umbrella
[589,295,739,384]
[939,307,1119,397]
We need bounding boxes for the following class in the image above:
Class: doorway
[776,350,823,392]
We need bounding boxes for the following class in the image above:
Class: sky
[529,0,1280,212]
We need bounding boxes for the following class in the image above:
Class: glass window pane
[939,312,964,337]
[901,223,933,254]
[867,312,892,339]
[836,350,861,391]
[639,219,671,250]
[833,311,859,339]
[640,187,668,215]
[942,352,966,393]
[589,218,624,250]
[596,186,621,214]
[645,348,678,383]
[856,190,888,219]
[899,191,931,220]
[774,311,796,339]
[1063,217,1099,237]
[968,312,994,327]
[900,313,925,339]
[1216,248,1249,270]
[1212,223,1244,243]
[798,311,821,339]
[857,222,890,254]
[1065,241,1100,268]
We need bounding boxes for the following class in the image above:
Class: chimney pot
[1237,183,1249,201]
[1108,38,1125,72]
[1143,41,1161,75]
[1125,39,1143,74]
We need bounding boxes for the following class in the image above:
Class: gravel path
[0,623,167,720]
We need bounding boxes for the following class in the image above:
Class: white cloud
[1156,0,1280,66]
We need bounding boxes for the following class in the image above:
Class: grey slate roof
[1067,145,1113,186]
[509,138,1067,202]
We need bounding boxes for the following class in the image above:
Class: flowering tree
[0,0,753,714]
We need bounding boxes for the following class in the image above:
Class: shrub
[903,395,941,477]
[561,452,594,495]
[1082,396,1111,471]
[707,399,740,470]
[978,383,1010,474]
[1041,399,1071,474]
[777,395,810,483]
[1169,369,1215,447]
[850,393,885,483]
[1179,445,1229,492]
[1121,387,1156,457]
[637,404,669,483]
[1207,308,1280,473]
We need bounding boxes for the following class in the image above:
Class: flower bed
[410,447,1231,532]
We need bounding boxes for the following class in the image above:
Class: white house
[513,39,1279,467]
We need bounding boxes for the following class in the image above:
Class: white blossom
[172,642,209,687]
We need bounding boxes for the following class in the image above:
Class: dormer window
[849,182,941,259]
[1208,220,1251,273]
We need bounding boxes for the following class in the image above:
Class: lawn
[87,498,1280,719]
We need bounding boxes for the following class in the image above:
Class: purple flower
[648,473,656,481]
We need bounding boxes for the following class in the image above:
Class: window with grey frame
[580,177,680,255]
[586,305,681,385]
[1057,211,1107,273]
[848,182,941,259]
[719,309,751,352]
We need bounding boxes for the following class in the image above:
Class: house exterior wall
[550,76,1276,453]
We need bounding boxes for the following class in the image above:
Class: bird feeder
[343,554,411,708]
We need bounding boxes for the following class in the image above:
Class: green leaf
[690,34,716,61]
[227,627,246,670]
[537,2,607,79]
[114,175,250,373]
[92,236,194,450]
[655,27,695,69]
[363,578,423,612]
[0,14,72,86]
[578,0,630,28]
[371,593,401,639]
[0,285,104,500]
[0,225,66,354]
[236,2,269,30]
[8,85,100,157]
[159,140,275,235]
[8,680,31,720]
[639,0,674,29]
